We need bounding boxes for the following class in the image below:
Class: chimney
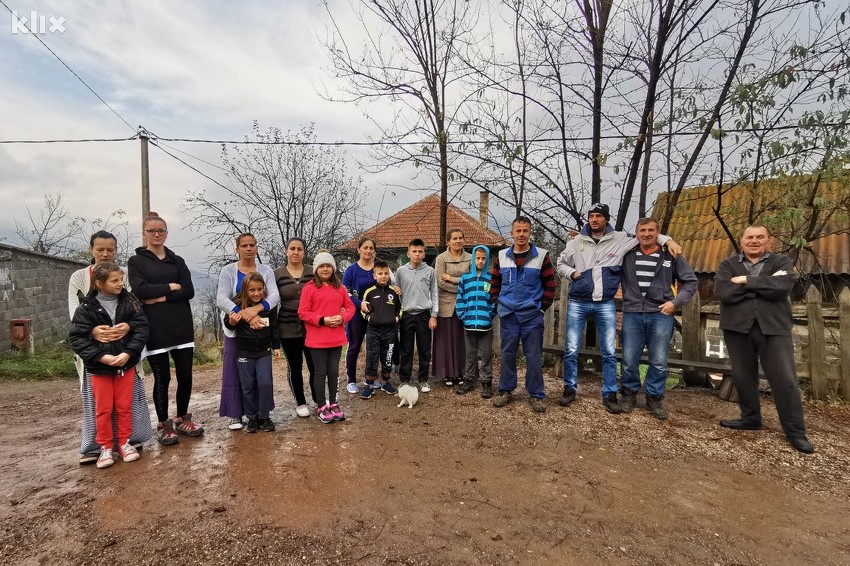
[479,190,489,228]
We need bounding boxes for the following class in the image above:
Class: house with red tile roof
[338,193,506,265]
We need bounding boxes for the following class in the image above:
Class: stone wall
[0,244,86,353]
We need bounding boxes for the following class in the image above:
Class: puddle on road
[91,390,374,531]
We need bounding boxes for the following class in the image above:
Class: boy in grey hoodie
[396,239,439,391]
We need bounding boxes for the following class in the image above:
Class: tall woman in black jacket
[128,211,204,446]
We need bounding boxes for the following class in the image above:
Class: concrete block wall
[0,244,86,353]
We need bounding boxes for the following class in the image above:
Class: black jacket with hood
[69,289,149,375]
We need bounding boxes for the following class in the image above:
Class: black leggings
[310,346,341,407]
[147,347,194,422]
[281,337,315,405]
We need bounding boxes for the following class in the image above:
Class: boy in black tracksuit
[361,260,402,399]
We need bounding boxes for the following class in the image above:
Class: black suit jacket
[715,253,796,336]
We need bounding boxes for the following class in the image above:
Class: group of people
[68,204,815,470]
[494,204,813,454]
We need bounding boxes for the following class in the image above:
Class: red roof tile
[339,194,506,251]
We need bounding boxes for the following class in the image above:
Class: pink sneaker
[317,405,334,424]
[329,402,346,421]
[118,442,140,462]
[173,413,204,436]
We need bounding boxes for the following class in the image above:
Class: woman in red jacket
[298,251,355,424]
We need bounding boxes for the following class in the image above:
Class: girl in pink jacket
[298,251,355,423]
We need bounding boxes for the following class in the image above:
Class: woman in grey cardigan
[215,233,280,429]
[68,230,152,464]
[433,228,471,387]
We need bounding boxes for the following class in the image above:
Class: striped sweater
[455,245,495,331]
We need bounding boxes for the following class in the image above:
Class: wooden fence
[539,285,850,402]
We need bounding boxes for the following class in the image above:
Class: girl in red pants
[70,263,149,469]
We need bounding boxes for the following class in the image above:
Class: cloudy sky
[0,0,440,271]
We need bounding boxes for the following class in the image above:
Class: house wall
[0,244,86,353]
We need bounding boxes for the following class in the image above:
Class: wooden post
[555,284,568,379]
[839,288,850,401]
[806,286,828,400]
[543,298,556,365]
[140,134,150,222]
[681,291,704,386]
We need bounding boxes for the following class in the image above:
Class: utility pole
[140,130,150,245]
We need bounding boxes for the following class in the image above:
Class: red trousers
[91,368,135,447]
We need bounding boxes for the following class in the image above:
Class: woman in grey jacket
[215,233,280,429]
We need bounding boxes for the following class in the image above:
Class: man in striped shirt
[620,217,697,419]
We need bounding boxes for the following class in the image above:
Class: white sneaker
[96,447,114,469]
[346,382,360,394]
[295,404,310,418]
[419,382,431,393]
[228,418,244,430]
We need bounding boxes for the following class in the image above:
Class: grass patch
[614,362,680,390]
[0,346,77,380]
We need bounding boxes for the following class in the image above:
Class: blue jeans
[620,312,674,398]
[498,312,544,398]
[236,354,275,420]
[563,300,617,396]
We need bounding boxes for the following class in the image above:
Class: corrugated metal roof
[339,194,507,251]
[652,180,850,274]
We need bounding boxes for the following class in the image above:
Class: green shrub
[0,346,77,380]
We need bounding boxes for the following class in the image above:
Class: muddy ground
[1,360,849,566]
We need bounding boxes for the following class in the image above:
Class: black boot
[456,381,477,395]
[480,381,493,399]
[602,393,622,414]
[619,389,637,413]
[559,385,577,407]
[646,395,668,420]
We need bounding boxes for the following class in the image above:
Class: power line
[148,139,233,194]
[0,0,137,134]
[147,135,231,173]
[150,122,848,146]
[0,122,844,146]
[0,136,138,144]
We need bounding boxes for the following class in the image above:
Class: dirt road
[1,365,848,565]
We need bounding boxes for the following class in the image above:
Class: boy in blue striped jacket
[454,245,496,398]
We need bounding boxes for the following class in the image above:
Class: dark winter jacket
[490,244,555,324]
[69,290,149,375]
[224,306,281,357]
[455,245,495,330]
[621,247,698,312]
[127,246,195,351]
[361,283,402,327]
[715,253,796,336]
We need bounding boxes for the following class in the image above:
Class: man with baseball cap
[556,203,680,413]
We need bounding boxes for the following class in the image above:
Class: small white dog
[397,383,419,409]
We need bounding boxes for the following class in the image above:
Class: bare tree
[15,192,82,257]
[14,192,131,262]
[320,0,477,248]
[182,123,365,269]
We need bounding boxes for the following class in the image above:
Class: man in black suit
[715,225,814,453]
